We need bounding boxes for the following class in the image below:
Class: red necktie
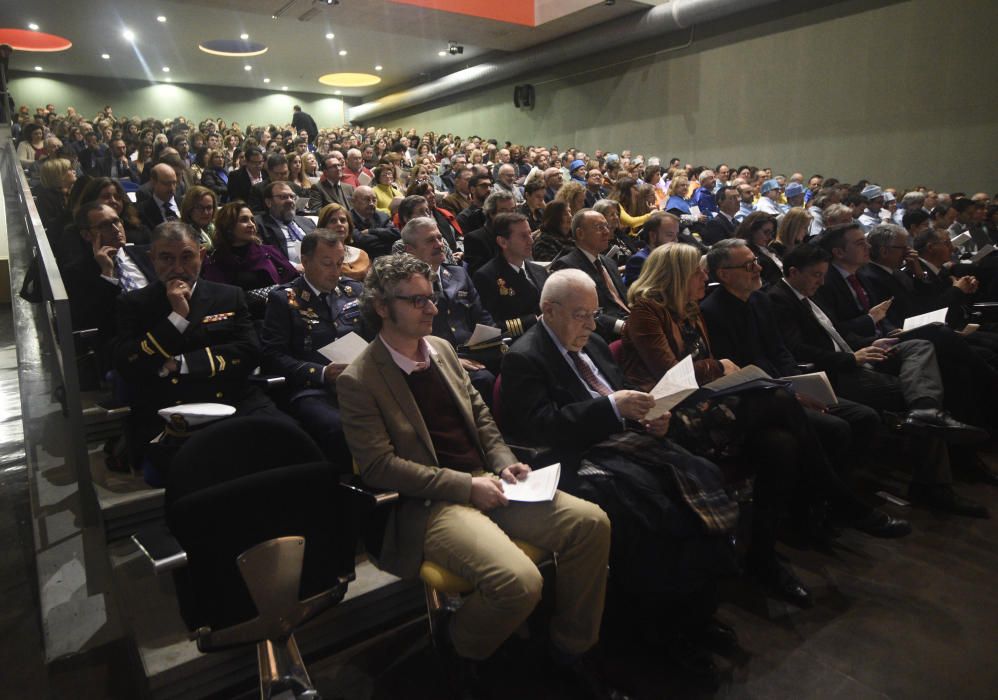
[568,351,613,397]
[846,274,870,312]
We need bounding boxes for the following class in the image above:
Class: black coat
[473,256,548,339]
[253,213,316,261]
[699,287,798,377]
[349,209,400,259]
[812,266,885,347]
[702,213,738,246]
[226,167,259,204]
[463,225,498,275]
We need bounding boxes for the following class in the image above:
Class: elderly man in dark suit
[501,268,742,682]
[473,212,548,341]
[337,254,616,698]
[349,185,401,259]
[112,222,283,483]
[261,229,365,470]
[308,153,355,212]
[551,209,630,341]
[254,181,316,267]
[136,163,180,230]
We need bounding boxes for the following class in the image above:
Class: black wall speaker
[514,84,535,109]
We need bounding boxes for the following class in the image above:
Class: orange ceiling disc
[0,28,73,52]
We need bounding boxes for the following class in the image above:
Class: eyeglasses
[393,293,439,309]
[194,204,215,213]
[720,257,760,272]
[549,301,602,322]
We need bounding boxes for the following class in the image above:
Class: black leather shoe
[691,619,739,656]
[747,558,813,608]
[849,508,912,538]
[908,483,990,519]
[901,409,990,445]
[553,659,633,700]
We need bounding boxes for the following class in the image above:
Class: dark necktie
[846,274,870,312]
[568,351,613,397]
[517,266,535,289]
[317,291,334,317]
[162,202,177,221]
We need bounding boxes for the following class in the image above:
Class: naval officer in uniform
[261,229,367,470]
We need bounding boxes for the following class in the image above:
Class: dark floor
[1,298,997,699]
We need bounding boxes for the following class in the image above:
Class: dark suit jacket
[261,276,366,402]
[550,247,629,341]
[308,179,355,212]
[94,153,138,182]
[136,196,179,231]
[812,266,884,347]
[254,213,317,261]
[432,264,496,347]
[291,111,318,142]
[699,287,798,377]
[350,209,400,259]
[112,280,265,450]
[766,280,860,381]
[473,256,547,339]
[457,204,486,234]
[463,225,498,275]
[500,323,624,459]
[623,247,650,287]
[857,263,919,328]
[702,213,738,246]
[200,168,229,201]
[226,167,262,204]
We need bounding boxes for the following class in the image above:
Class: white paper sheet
[689,205,702,218]
[973,244,995,263]
[466,324,501,346]
[502,463,561,502]
[902,307,947,332]
[317,332,368,365]
[784,371,838,407]
[702,364,771,391]
[646,355,699,420]
[950,232,972,247]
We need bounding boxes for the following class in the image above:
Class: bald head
[151,163,178,201]
[540,269,598,352]
[351,185,378,218]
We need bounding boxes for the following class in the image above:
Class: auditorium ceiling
[5,0,645,98]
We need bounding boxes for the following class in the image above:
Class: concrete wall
[8,73,350,128]
[374,0,998,193]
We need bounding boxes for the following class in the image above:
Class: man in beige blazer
[338,254,614,692]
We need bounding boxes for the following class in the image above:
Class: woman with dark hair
[199,149,229,201]
[735,211,782,286]
[317,203,370,281]
[644,163,668,209]
[372,164,403,214]
[608,177,654,235]
[532,200,574,262]
[17,124,47,168]
[287,152,313,194]
[201,202,298,317]
[180,185,217,252]
[134,142,155,180]
[76,177,149,243]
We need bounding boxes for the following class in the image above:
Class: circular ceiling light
[198,39,268,57]
[240,33,249,40]
[157,16,167,23]
[318,72,381,88]
[0,28,72,52]
[374,64,383,71]
[28,23,39,31]
[101,53,110,59]
[325,32,334,39]
[338,49,347,56]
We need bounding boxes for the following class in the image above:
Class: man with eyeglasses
[248,153,291,214]
[349,185,401,259]
[402,217,499,402]
[254,181,316,267]
[227,145,266,204]
[501,268,741,684]
[308,155,355,211]
[338,255,618,699]
[551,209,629,341]
[440,164,472,216]
[456,173,494,235]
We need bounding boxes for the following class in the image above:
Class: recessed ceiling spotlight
[338,49,347,56]
[325,33,334,40]
[244,65,252,71]
[281,86,288,91]
[240,33,249,40]
[165,77,172,82]
[334,90,341,95]
[438,51,446,56]
[162,66,170,72]
[122,28,135,42]
[157,16,167,23]
[101,53,110,60]
[374,65,383,71]
[28,23,39,31]
[263,78,271,83]
[34,66,43,71]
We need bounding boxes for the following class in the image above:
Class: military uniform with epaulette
[472,256,548,342]
[260,275,367,469]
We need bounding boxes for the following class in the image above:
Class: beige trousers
[422,490,610,661]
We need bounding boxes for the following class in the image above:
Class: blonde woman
[771,207,812,261]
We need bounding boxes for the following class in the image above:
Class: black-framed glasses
[393,292,439,309]
[720,257,760,272]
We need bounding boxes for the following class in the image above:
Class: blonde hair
[627,242,702,320]
[39,157,72,189]
[554,181,586,213]
[775,207,812,250]
[667,176,689,197]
